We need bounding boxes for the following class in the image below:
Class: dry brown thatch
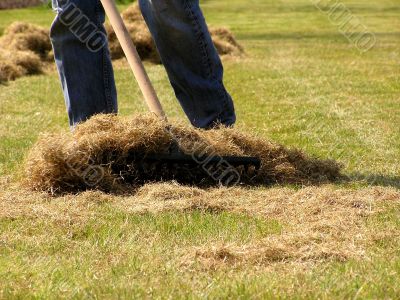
[121,3,144,22]
[0,22,50,83]
[106,22,160,64]
[0,49,42,83]
[1,22,52,59]
[210,27,244,56]
[0,60,22,83]
[2,182,399,267]
[24,114,342,194]
[124,183,398,268]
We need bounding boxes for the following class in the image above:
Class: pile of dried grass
[0,22,50,83]
[0,49,42,83]
[105,21,160,63]
[24,114,342,194]
[210,27,244,56]
[0,22,52,59]
[107,4,244,63]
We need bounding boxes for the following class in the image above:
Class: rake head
[112,148,261,186]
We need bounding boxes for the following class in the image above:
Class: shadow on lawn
[345,173,400,189]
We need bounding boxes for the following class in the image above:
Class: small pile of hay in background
[24,114,342,194]
[107,4,244,63]
[0,22,51,83]
[209,28,244,56]
[0,49,42,82]
[106,6,160,63]
[0,5,244,83]
[1,22,52,59]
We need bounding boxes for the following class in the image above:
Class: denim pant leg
[50,0,117,127]
[139,0,236,129]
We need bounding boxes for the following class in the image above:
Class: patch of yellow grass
[2,181,399,269]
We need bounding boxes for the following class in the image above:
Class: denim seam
[95,0,113,113]
[182,0,230,121]
[182,0,212,79]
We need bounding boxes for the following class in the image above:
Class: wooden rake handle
[100,0,166,119]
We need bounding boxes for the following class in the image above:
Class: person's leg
[139,0,236,129]
[50,0,117,128]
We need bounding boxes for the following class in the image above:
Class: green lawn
[0,0,399,298]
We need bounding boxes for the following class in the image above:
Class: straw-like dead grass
[106,21,160,63]
[0,49,42,83]
[0,59,22,83]
[24,114,342,194]
[210,27,244,56]
[0,22,49,83]
[92,183,400,268]
[1,22,52,59]
[1,182,399,268]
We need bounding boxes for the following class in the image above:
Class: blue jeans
[50,0,236,129]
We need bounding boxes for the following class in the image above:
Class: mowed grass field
[0,0,399,298]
